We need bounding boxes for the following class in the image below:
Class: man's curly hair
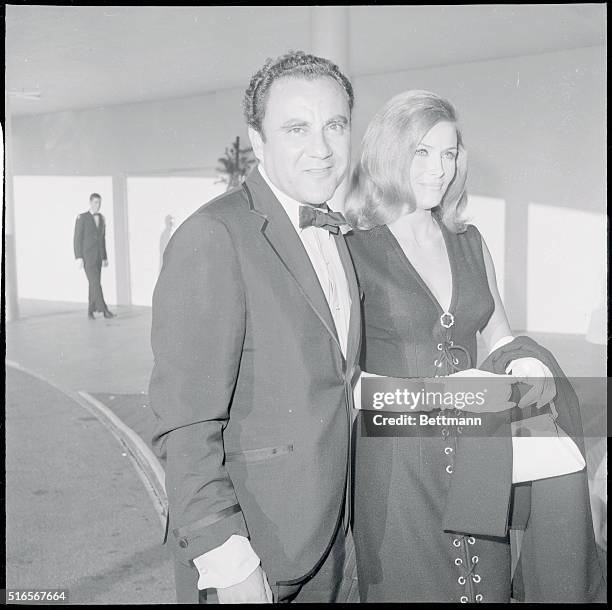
[243,50,354,139]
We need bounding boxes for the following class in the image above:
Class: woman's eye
[288,127,305,135]
[443,150,458,160]
[328,122,345,132]
[414,148,428,157]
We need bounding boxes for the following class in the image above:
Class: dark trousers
[175,523,348,604]
[84,260,108,314]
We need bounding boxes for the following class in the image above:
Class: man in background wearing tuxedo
[73,192,115,319]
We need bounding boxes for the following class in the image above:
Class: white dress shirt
[260,166,351,357]
[193,165,352,590]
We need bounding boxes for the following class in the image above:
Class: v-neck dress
[345,221,513,603]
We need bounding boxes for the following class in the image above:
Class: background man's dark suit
[73,211,110,315]
[149,168,361,602]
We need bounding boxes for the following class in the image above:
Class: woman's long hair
[344,90,468,233]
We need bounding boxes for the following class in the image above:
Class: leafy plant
[216,136,257,190]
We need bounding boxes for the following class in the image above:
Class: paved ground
[6,302,153,394]
[5,299,607,603]
[91,392,161,464]
[5,367,175,604]
[5,301,174,604]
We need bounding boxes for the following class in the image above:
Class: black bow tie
[298,203,347,234]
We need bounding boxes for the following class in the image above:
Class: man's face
[250,76,351,205]
[90,197,102,213]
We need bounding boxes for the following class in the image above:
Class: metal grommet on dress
[472,574,481,583]
[467,536,476,545]
[458,576,466,585]
[472,555,479,563]
[475,594,483,602]
[460,596,468,603]
[440,311,455,328]
[454,558,463,566]
[444,446,453,454]
[446,464,454,474]
[452,538,461,547]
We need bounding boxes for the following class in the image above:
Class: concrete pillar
[112,174,132,305]
[4,92,20,321]
[310,6,351,211]
[310,6,350,75]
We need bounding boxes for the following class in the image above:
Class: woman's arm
[478,233,555,409]
[479,235,513,353]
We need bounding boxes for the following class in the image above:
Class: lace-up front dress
[345,221,513,603]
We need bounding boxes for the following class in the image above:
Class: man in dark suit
[73,193,115,319]
[149,51,360,604]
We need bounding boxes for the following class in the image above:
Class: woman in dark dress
[343,91,563,603]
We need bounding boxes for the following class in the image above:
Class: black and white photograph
[4,4,607,604]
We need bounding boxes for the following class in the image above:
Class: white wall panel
[527,204,606,334]
[127,176,225,306]
[13,176,116,304]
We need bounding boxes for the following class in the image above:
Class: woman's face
[409,120,458,210]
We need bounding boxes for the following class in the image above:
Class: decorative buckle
[440,311,455,328]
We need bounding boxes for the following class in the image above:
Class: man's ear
[248,126,264,163]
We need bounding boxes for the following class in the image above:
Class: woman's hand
[506,357,556,409]
[446,368,515,413]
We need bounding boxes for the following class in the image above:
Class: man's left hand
[506,357,556,409]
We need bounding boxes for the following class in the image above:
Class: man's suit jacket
[73,212,108,265]
[149,168,361,591]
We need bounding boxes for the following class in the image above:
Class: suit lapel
[243,171,342,355]
[334,232,361,375]
[87,212,102,233]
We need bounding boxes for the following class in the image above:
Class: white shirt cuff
[192,534,261,590]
